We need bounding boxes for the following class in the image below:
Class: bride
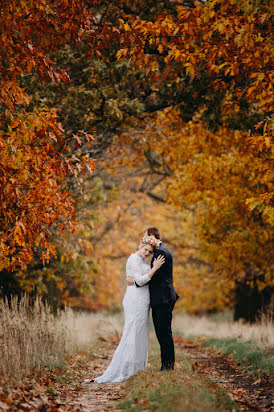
[84,236,165,383]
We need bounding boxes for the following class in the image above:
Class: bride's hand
[126,276,134,285]
[152,255,165,270]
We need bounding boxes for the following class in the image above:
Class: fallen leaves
[0,335,125,412]
[174,336,274,411]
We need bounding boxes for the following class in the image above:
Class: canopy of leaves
[1,0,273,314]
[0,0,101,271]
[117,0,273,220]
[108,108,273,310]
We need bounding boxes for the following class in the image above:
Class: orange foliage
[118,0,274,220]
[1,0,272,314]
[119,0,273,112]
[1,110,83,271]
[0,0,104,271]
[87,143,226,313]
[102,107,273,312]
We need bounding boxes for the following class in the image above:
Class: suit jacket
[148,243,179,307]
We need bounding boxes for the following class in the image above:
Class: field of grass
[1,295,273,411]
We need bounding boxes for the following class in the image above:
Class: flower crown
[140,237,161,249]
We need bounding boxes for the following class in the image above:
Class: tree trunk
[234,281,273,322]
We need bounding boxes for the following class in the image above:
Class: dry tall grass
[0,295,123,381]
[61,307,123,352]
[173,309,274,350]
[1,294,272,383]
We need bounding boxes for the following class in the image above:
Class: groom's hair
[146,227,161,240]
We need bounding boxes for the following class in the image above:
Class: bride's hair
[139,236,160,249]
[146,227,161,240]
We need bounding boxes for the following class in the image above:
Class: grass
[0,294,123,382]
[0,295,69,381]
[1,292,273,412]
[172,309,274,350]
[203,337,274,378]
[173,310,274,380]
[119,336,239,412]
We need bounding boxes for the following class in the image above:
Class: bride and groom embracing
[85,226,179,383]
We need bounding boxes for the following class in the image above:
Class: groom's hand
[126,276,134,285]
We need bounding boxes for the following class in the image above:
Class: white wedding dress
[93,252,151,383]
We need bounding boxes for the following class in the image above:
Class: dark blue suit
[136,242,179,369]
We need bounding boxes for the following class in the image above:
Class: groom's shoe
[160,364,174,371]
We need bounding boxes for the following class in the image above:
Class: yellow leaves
[246,194,274,225]
[160,15,176,32]
[250,72,266,83]
[217,22,225,33]
[173,27,180,36]
[224,65,234,76]
[116,47,129,59]
[124,23,131,32]
[218,62,229,70]
[184,63,195,79]
[255,32,264,42]
[150,61,159,72]
[260,13,269,24]
[119,18,131,32]
[158,44,164,54]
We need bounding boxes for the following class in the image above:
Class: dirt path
[1,335,273,411]
[0,336,125,412]
[64,335,273,412]
[174,336,274,412]
[58,336,126,412]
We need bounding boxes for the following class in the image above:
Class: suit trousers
[152,302,175,369]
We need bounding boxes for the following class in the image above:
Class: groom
[128,227,179,370]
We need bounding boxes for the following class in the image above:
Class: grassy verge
[172,310,274,351]
[0,294,123,383]
[202,338,274,378]
[119,336,239,412]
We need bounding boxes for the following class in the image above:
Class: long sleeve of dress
[126,254,151,287]
[91,253,150,383]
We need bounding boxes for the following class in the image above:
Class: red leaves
[0,1,103,272]
[0,109,96,271]
[0,0,102,81]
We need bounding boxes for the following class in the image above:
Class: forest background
[0,0,273,322]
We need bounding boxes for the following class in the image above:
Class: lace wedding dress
[92,252,151,383]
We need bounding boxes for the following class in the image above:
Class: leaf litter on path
[1,334,273,411]
[174,336,274,412]
[0,335,125,412]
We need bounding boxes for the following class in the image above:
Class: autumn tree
[110,0,274,319]
[114,110,272,317]
[117,0,273,213]
[1,0,182,305]
[1,0,272,317]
